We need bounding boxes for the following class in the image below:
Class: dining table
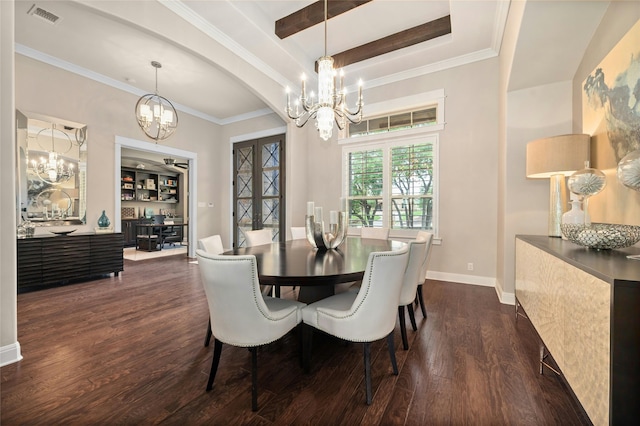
[223,236,406,303]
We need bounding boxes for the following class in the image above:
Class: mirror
[16,110,87,226]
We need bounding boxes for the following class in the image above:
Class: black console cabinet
[17,232,124,292]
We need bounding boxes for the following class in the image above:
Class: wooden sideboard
[17,232,124,292]
[515,235,640,425]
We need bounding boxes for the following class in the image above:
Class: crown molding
[15,43,276,125]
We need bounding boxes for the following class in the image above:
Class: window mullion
[382,147,391,229]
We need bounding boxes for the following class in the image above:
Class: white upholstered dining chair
[397,238,428,350]
[415,231,434,318]
[245,228,273,247]
[360,227,389,240]
[197,235,225,348]
[197,234,224,255]
[301,245,409,405]
[335,226,390,294]
[290,226,306,240]
[196,250,306,411]
[245,228,275,296]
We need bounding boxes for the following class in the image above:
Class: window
[348,107,438,138]
[390,143,434,229]
[343,132,438,234]
[347,148,384,227]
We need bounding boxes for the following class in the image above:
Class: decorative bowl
[50,229,77,236]
[560,223,640,250]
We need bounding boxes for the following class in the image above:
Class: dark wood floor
[2,254,588,425]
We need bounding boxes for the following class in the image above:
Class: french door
[233,134,286,248]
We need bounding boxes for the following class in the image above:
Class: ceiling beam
[275,0,372,39]
[329,15,452,69]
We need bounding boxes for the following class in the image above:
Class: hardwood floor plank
[1,255,589,425]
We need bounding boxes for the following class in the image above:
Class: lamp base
[548,174,567,237]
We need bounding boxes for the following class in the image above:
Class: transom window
[343,132,438,235]
[348,107,438,138]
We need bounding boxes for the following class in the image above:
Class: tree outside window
[346,140,435,230]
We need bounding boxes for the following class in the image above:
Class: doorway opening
[114,136,197,257]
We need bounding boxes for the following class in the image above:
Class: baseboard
[426,271,515,305]
[494,279,516,306]
[0,342,23,367]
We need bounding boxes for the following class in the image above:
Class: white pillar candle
[307,201,315,217]
[315,206,323,222]
[330,210,338,224]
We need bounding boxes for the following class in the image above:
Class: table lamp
[526,134,590,237]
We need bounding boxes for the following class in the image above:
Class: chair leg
[417,284,427,318]
[250,347,258,412]
[408,304,418,331]
[386,331,398,375]
[204,318,212,347]
[398,306,409,350]
[297,323,304,368]
[275,285,281,298]
[363,342,372,405]
[206,339,223,391]
[302,324,313,373]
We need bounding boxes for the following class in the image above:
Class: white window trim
[341,128,440,242]
[338,88,446,143]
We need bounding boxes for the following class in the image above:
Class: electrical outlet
[467,263,474,271]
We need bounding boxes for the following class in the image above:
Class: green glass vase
[98,210,110,228]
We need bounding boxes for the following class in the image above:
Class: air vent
[27,4,62,25]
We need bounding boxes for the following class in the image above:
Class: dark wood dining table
[224,236,406,303]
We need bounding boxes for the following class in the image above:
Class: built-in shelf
[121,168,179,203]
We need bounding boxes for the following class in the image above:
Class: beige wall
[497,1,640,299]
[304,58,501,286]
[7,0,639,365]
[0,0,19,365]
[496,0,525,303]
[573,1,640,226]
[15,55,223,239]
[503,80,574,296]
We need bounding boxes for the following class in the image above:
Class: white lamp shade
[139,104,152,121]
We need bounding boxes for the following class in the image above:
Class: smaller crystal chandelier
[31,125,75,185]
[135,61,178,141]
[285,0,363,141]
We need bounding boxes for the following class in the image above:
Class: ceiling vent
[27,4,62,25]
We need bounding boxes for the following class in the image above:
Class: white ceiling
[14,1,609,125]
[15,0,509,124]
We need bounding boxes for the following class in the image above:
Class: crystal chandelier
[285,0,363,141]
[135,61,178,141]
[31,125,75,185]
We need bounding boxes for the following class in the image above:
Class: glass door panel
[233,135,285,247]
